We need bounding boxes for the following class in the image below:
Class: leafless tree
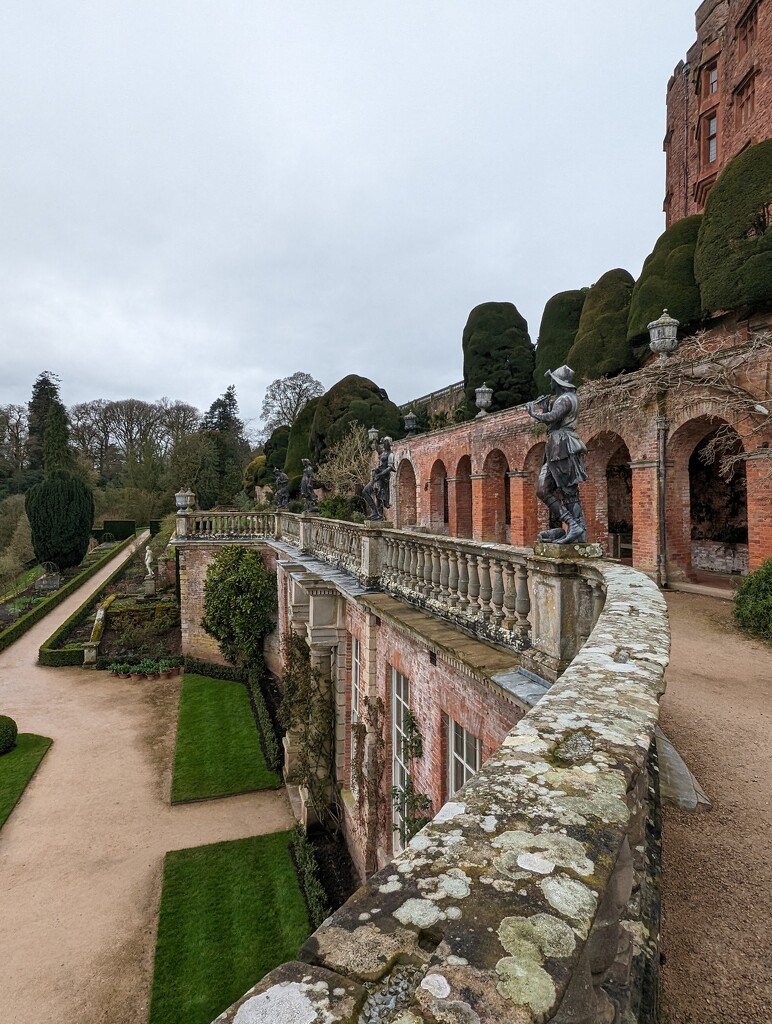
[260,371,324,432]
[315,423,374,496]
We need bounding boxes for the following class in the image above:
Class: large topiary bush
[733,559,772,643]
[255,425,291,487]
[25,469,95,569]
[283,396,321,495]
[310,375,402,465]
[462,301,534,414]
[566,268,635,382]
[0,715,18,755]
[533,289,588,391]
[627,215,703,348]
[201,545,277,671]
[695,139,772,318]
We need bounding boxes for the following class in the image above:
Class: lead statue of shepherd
[526,365,588,544]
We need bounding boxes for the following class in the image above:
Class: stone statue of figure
[273,467,290,509]
[362,437,396,521]
[144,546,154,578]
[300,459,318,513]
[526,365,589,544]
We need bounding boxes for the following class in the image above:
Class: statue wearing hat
[526,365,588,544]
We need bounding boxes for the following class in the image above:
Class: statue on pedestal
[144,546,154,578]
[526,365,588,544]
[273,467,290,510]
[362,437,395,521]
[300,459,319,513]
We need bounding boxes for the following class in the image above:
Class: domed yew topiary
[310,375,402,465]
[695,140,772,318]
[566,268,635,383]
[283,396,321,495]
[533,289,588,391]
[733,559,772,643]
[0,715,18,755]
[627,215,703,346]
[462,301,534,414]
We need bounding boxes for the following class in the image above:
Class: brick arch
[520,442,547,544]
[666,416,748,581]
[453,455,473,539]
[583,432,632,551]
[481,449,510,543]
[396,458,417,527]
[429,459,449,534]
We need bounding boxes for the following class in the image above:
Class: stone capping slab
[213,563,669,1024]
[212,961,366,1023]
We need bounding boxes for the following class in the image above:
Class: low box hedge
[0,535,137,656]
[38,535,149,667]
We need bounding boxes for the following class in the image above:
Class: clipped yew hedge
[628,215,703,346]
[0,535,136,656]
[310,375,402,465]
[567,268,635,382]
[463,301,534,414]
[533,289,588,391]
[695,139,772,317]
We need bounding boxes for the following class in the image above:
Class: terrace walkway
[660,591,772,1024]
[0,540,293,1024]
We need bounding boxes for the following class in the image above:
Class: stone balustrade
[174,511,605,675]
[213,560,667,1024]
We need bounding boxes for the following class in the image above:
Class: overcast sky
[0,1,697,429]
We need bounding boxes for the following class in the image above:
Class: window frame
[391,668,411,852]
[447,716,482,798]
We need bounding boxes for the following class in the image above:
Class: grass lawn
[171,674,280,803]
[148,831,311,1024]
[0,734,53,829]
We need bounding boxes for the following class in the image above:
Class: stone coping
[215,562,668,1024]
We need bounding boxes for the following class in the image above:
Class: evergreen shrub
[533,289,588,391]
[0,715,17,755]
[25,470,95,569]
[733,559,772,643]
[310,375,402,465]
[283,397,321,495]
[695,140,772,317]
[627,216,703,346]
[201,546,277,671]
[566,269,635,382]
[462,301,534,414]
[291,824,330,928]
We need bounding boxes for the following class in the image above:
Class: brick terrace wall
[665,0,772,224]
[390,327,772,577]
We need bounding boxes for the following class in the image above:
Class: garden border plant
[0,533,137,656]
[38,533,156,667]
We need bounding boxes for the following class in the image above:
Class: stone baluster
[447,549,459,608]
[477,556,492,622]
[408,543,419,593]
[439,548,450,602]
[396,539,406,584]
[489,557,505,626]
[414,545,426,597]
[466,553,480,620]
[430,547,442,601]
[502,561,516,630]
[514,563,532,641]
[457,549,469,610]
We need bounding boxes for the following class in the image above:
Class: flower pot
[130,673,143,681]
[119,672,131,679]
[160,670,173,679]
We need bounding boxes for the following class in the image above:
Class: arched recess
[429,459,449,534]
[667,417,748,580]
[521,443,548,543]
[453,455,472,539]
[481,449,510,543]
[396,459,417,527]
[584,432,633,550]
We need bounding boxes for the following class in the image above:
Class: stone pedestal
[522,544,601,681]
[143,576,156,596]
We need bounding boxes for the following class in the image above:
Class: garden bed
[0,536,136,655]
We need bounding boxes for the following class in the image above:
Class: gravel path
[660,591,772,1024]
[0,538,293,1024]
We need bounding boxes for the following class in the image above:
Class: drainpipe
[657,412,669,589]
